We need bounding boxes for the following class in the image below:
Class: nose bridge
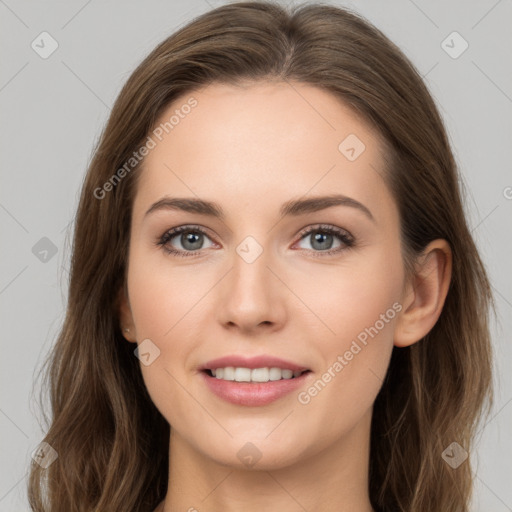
[231,233,273,302]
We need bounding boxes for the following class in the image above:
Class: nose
[215,240,287,334]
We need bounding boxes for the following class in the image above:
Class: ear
[117,284,137,343]
[394,239,452,348]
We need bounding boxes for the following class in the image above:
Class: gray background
[1,0,511,510]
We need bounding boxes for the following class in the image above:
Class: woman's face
[122,81,405,469]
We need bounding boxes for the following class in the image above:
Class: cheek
[292,245,403,416]
[127,249,208,340]
[291,240,404,345]
[126,290,198,433]
[124,250,192,399]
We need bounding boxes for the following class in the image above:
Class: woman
[27,2,493,511]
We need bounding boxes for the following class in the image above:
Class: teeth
[210,367,305,383]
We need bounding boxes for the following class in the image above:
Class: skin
[119,81,452,512]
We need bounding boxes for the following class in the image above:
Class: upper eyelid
[163,224,217,242]
[297,224,351,238]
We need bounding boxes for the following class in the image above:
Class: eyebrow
[144,194,375,222]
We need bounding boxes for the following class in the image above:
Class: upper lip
[201,355,310,372]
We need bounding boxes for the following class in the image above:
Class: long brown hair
[28,2,493,510]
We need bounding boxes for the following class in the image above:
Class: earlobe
[117,285,137,343]
[394,239,452,348]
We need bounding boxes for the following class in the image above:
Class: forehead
[132,81,394,224]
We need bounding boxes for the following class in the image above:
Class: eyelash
[156,224,355,258]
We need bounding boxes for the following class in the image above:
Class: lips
[199,354,313,406]
[201,369,312,406]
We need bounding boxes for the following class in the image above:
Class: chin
[200,435,311,471]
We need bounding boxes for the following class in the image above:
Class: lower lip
[201,370,312,406]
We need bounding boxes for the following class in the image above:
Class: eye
[294,224,354,256]
[156,225,215,257]
[156,223,355,258]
